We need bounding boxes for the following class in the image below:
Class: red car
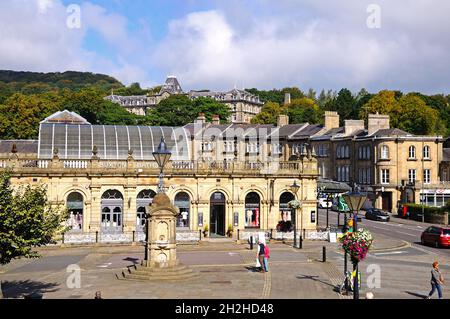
[420,226,450,248]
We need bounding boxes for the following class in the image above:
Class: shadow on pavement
[123,257,140,265]
[405,291,427,299]
[2,280,59,299]
[296,274,336,289]
[245,266,263,273]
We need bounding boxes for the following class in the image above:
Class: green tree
[251,102,285,124]
[0,93,61,139]
[332,88,356,124]
[287,98,320,124]
[150,95,196,126]
[192,97,230,124]
[396,94,440,135]
[359,90,401,126]
[0,172,68,265]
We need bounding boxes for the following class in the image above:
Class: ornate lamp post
[342,191,367,300]
[144,138,172,261]
[290,180,301,248]
[153,138,172,193]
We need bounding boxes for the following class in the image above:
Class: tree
[192,97,230,124]
[150,95,197,126]
[396,94,440,135]
[359,90,401,126]
[287,98,320,124]
[332,88,357,124]
[251,102,285,124]
[0,172,68,265]
[0,93,61,139]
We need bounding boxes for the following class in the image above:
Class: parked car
[365,208,391,222]
[420,226,450,248]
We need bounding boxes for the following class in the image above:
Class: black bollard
[323,246,326,262]
[237,229,240,241]
[199,229,202,240]
[299,235,303,249]
[250,236,254,250]
[95,231,98,243]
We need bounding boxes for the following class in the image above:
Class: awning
[317,178,352,193]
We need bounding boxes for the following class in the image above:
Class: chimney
[344,120,365,136]
[284,93,291,105]
[368,113,390,135]
[324,111,339,130]
[212,114,220,125]
[195,113,206,125]
[277,114,289,127]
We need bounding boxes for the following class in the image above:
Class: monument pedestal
[118,192,197,281]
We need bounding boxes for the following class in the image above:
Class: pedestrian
[426,261,444,299]
[263,241,270,272]
[94,291,103,299]
[256,233,266,273]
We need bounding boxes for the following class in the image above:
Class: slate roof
[0,140,38,154]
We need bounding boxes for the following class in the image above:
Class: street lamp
[146,138,172,262]
[342,191,367,300]
[290,180,301,249]
[153,138,172,193]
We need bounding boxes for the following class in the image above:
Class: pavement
[0,233,448,299]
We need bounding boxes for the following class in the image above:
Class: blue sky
[0,0,449,94]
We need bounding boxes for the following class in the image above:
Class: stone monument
[118,192,197,281]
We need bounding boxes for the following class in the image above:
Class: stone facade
[0,111,320,244]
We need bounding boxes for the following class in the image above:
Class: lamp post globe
[153,138,172,193]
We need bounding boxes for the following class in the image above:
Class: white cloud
[152,1,450,94]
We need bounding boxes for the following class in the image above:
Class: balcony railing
[0,156,317,176]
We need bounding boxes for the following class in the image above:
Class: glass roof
[38,123,191,161]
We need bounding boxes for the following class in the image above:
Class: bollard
[323,246,326,262]
[62,232,65,244]
[299,235,303,249]
[95,231,98,243]
[250,236,254,250]
[132,231,135,242]
[237,229,240,241]
[270,229,273,239]
[199,229,202,240]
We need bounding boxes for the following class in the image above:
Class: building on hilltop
[104,76,263,123]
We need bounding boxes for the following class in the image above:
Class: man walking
[426,262,444,299]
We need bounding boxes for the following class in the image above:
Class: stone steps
[117,264,199,281]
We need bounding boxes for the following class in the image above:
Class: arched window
[245,192,261,228]
[409,145,416,159]
[175,192,191,228]
[136,189,156,231]
[381,145,389,159]
[279,192,295,230]
[66,192,83,231]
[423,145,430,159]
[101,190,123,233]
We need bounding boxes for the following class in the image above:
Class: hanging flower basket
[340,228,373,264]
[288,200,302,209]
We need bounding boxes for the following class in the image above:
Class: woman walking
[426,261,444,299]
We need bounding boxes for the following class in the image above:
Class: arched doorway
[210,192,226,236]
[136,189,156,232]
[101,190,124,233]
[279,192,295,232]
[245,192,261,228]
[175,192,191,228]
[66,192,83,231]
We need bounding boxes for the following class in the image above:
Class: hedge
[402,203,448,224]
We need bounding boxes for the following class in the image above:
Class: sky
[0,0,449,94]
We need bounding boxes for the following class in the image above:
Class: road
[317,208,450,258]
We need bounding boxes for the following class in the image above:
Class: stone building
[307,112,447,212]
[104,76,263,123]
[0,110,320,244]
